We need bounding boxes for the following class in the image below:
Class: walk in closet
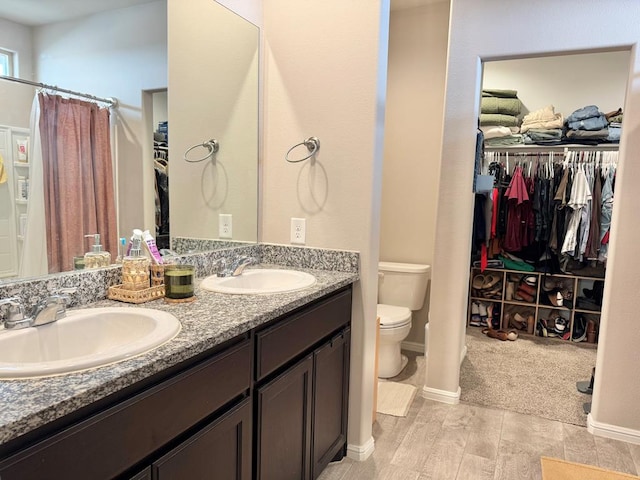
[467,51,629,353]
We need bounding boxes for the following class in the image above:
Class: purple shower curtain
[39,93,117,273]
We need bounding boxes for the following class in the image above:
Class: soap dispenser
[122,233,150,290]
[83,233,111,269]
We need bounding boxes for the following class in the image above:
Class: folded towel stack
[480,89,523,146]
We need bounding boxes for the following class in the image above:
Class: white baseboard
[401,341,424,353]
[422,385,461,405]
[587,414,640,445]
[346,437,375,461]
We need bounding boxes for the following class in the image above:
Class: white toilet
[377,262,431,378]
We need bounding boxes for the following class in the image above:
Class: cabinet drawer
[0,338,252,480]
[256,288,351,381]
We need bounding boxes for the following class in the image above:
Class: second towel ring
[184,139,219,163]
[285,137,320,163]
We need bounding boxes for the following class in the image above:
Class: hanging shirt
[561,168,591,255]
[578,167,593,258]
[503,166,530,252]
[598,171,614,262]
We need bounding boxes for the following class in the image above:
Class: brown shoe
[519,282,536,296]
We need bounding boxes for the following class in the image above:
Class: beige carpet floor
[541,456,640,479]
[459,326,597,426]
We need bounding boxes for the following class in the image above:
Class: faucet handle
[50,287,77,313]
[0,297,27,322]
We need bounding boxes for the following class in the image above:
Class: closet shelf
[14,162,29,168]
[14,199,27,205]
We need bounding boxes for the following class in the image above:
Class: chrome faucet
[216,255,257,277]
[0,288,77,330]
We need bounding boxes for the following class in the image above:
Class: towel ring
[285,137,320,163]
[184,139,219,163]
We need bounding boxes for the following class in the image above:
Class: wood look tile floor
[319,386,640,480]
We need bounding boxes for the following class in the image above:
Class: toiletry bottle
[83,234,112,268]
[141,229,163,265]
[122,234,150,290]
[115,237,127,264]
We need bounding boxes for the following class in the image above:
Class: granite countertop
[0,265,358,447]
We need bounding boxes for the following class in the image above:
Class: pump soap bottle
[83,234,111,268]
[122,234,150,290]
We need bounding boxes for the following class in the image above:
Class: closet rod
[485,144,618,153]
[0,74,117,107]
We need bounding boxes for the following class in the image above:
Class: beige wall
[428,0,640,440]
[381,2,449,347]
[0,17,35,128]
[262,0,390,457]
[168,0,259,243]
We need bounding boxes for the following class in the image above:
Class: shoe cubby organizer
[468,267,602,345]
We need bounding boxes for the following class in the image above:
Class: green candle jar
[164,264,195,299]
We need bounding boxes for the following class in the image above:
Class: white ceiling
[0,0,155,26]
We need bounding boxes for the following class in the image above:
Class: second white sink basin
[200,268,316,294]
[0,307,181,379]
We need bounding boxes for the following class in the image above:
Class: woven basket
[107,284,165,304]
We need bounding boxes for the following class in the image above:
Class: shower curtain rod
[0,74,117,107]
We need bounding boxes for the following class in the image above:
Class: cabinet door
[257,355,313,480]
[153,398,252,480]
[312,328,350,479]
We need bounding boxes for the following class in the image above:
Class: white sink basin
[200,268,316,294]
[0,307,181,379]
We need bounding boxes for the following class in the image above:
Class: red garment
[481,243,488,271]
[491,187,499,238]
[503,167,531,252]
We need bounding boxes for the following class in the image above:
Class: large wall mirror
[0,0,259,283]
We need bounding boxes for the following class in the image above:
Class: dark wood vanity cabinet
[255,288,352,480]
[0,286,352,480]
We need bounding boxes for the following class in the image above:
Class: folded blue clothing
[566,105,601,123]
[567,114,608,131]
[608,125,621,142]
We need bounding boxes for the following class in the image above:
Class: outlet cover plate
[291,218,306,245]
[219,214,232,239]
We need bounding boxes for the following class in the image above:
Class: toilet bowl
[377,261,430,379]
[377,304,412,378]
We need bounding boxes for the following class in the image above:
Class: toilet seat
[377,304,411,329]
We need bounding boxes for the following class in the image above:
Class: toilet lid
[377,304,411,329]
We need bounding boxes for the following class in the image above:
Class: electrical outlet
[219,214,232,239]
[291,218,306,245]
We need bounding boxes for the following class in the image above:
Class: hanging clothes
[562,167,591,255]
[473,148,617,273]
[503,165,530,252]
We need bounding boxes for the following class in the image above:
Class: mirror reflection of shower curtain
[38,93,117,273]
[19,96,47,277]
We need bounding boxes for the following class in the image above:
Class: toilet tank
[378,262,431,310]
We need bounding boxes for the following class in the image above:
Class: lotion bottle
[83,234,111,268]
